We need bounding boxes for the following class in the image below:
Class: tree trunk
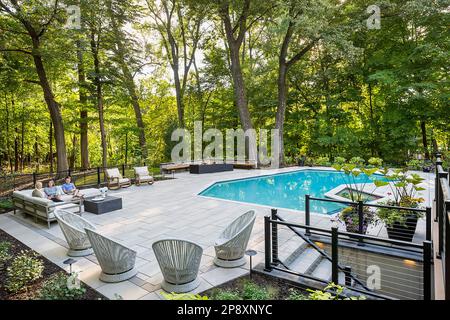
[107,1,148,161]
[32,41,68,173]
[77,40,90,170]
[20,106,25,171]
[90,32,108,169]
[12,96,19,172]
[49,121,53,173]
[276,62,288,166]
[420,121,430,160]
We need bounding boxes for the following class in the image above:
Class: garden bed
[202,273,309,300]
[0,229,107,300]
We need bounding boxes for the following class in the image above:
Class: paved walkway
[0,167,435,300]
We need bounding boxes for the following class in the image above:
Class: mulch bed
[0,229,107,300]
[202,272,307,300]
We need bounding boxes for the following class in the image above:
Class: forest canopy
[0,0,449,174]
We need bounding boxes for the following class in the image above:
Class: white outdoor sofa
[12,188,102,228]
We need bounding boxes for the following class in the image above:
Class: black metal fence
[435,153,450,299]
[0,163,157,198]
[264,211,433,300]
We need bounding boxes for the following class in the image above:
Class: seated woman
[44,180,64,202]
[62,176,82,198]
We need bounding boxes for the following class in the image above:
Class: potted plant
[374,169,425,242]
[332,164,380,234]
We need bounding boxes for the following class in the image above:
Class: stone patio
[0,167,435,300]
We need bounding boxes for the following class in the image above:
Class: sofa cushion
[30,197,54,206]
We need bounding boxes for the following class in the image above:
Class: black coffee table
[84,196,122,215]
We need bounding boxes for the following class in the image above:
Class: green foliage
[307,283,366,300]
[368,157,383,168]
[0,199,14,210]
[161,292,209,300]
[242,281,277,300]
[213,290,242,301]
[6,251,44,293]
[406,159,423,170]
[287,288,307,300]
[0,241,12,266]
[349,157,366,167]
[314,156,331,167]
[333,157,347,166]
[38,272,86,300]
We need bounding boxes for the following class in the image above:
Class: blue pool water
[200,170,388,215]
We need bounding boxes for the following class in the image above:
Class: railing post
[426,207,432,242]
[264,216,272,272]
[122,164,126,177]
[271,209,279,265]
[32,172,37,186]
[331,227,339,284]
[438,171,448,259]
[445,203,450,300]
[435,154,442,222]
[305,195,311,236]
[97,167,101,187]
[423,240,432,300]
[68,168,71,177]
[358,201,364,246]
[344,266,352,287]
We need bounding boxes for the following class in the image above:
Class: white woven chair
[153,239,203,293]
[214,210,256,268]
[85,228,137,283]
[105,168,131,190]
[55,209,96,257]
[133,166,154,186]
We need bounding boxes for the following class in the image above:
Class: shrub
[242,282,276,300]
[406,159,422,170]
[368,157,383,168]
[0,241,12,265]
[314,156,331,167]
[287,288,307,300]
[349,157,365,166]
[0,199,14,211]
[162,292,209,300]
[6,250,44,293]
[307,283,366,300]
[333,157,346,165]
[213,290,242,300]
[38,272,85,300]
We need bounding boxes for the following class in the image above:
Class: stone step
[287,247,323,275]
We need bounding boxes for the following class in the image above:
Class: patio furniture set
[55,209,257,293]
[105,166,154,189]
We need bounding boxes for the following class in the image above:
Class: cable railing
[305,195,432,244]
[264,212,433,300]
[434,153,450,299]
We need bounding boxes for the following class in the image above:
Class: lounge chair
[153,239,203,293]
[214,210,256,268]
[105,168,131,190]
[55,209,96,257]
[85,228,137,283]
[133,166,154,186]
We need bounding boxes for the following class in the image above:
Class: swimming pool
[199,169,387,215]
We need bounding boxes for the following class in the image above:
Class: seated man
[32,182,46,198]
[61,176,82,198]
[44,180,64,202]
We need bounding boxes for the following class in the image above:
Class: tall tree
[106,0,148,160]
[146,0,205,127]
[0,0,69,172]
